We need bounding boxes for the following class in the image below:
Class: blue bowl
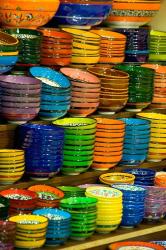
[19,123,64,134]
[124,137,150,144]
[119,118,150,126]
[0,55,18,66]
[121,154,147,161]
[40,104,70,111]
[51,2,112,27]
[123,149,148,155]
[123,168,156,177]
[125,130,150,136]
[39,110,68,119]
[121,215,144,227]
[124,143,149,150]
[0,65,12,74]
[42,84,71,94]
[42,94,71,102]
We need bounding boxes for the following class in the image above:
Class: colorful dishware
[109,241,165,250]
[58,186,85,198]
[99,173,135,185]
[149,30,166,62]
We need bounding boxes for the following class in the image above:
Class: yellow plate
[137,112,166,121]
[0,171,24,176]
[0,155,24,162]
[9,215,48,230]
[15,239,45,249]
[0,162,25,168]
[0,149,24,156]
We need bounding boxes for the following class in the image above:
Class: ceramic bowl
[109,242,165,250]
[0,0,60,29]
[100,173,135,185]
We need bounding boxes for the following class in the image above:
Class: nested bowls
[115,64,154,111]
[18,123,64,180]
[0,189,37,215]
[0,149,25,185]
[8,214,48,249]
[88,67,129,114]
[149,30,166,62]
[137,112,166,162]
[60,197,97,240]
[39,28,73,67]
[53,117,96,175]
[3,29,42,65]
[0,221,16,250]
[119,118,150,166]
[91,29,126,64]
[33,208,71,246]
[100,173,135,185]
[30,66,71,120]
[0,75,41,124]
[60,67,100,116]
[92,118,125,170]
[28,185,64,208]
[62,28,100,64]
[86,186,123,233]
[51,1,112,29]
[0,0,60,29]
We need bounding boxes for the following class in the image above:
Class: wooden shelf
[39,221,166,250]
[0,160,165,191]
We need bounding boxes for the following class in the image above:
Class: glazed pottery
[109,241,165,250]
[99,172,135,185]
[155,173,166,187]
[149,30,166,62]
[58,186,85,198]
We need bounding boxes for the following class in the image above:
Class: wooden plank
[0,160,165,191]
[39,221,166,250]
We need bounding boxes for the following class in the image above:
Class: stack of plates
[39,28,73,66]
[149,30,166,62]
[123,168,156,186]
[62,28,100,64]
[0,31,19,73]
[0,221,16,250]
[137,112,166,162]
[119,118,150,166]
[86,186,123,233]
[112,184,146,228]
[58,186,85,198]
[18,123,64,180]
[53,118,96,175]
[88,67,129,114]
[0,189,37,216]
[0,125,17,149]
[143,186,166,222]
[109,241,165,250]
[60,197,97,240]
[141,65,166,110]
[91,118,125,170]
[0,75,41,124]
[33,208,71,246]
[8,214,48,249]
[91,29,126,64]
[115,27,149,62]
[4,29,42,66]
[60,67,100,116]
[0,149,25,184]
[28,185,64,208]
[99,172,135,185]
[30,66,71,121]
[0,195,9,219]
[115,64,154,111]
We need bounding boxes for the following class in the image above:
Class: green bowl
[0,44,19,52]
[62,167,90,175]
[65,127,96,135]
[65,134,95,141]
[63,159,93,167]
[71,214,97,220]
[64,144,94,151]
[70,231,94,239]
[63,149,94,156]
[149,54,166,61]
[63,154,93,162]
[60,197,97,208]
[3,29,42,41]
[65,139,95,146]
[53,117,96,130]
[115,64,154,76]
[58,186,84,193]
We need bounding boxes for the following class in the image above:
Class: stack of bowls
[60,68,100,116]
[0,195,9,219]
[0,75,41,124]
[18,124,64,180]
[86,186,123,233]
[50,0,112,29]
[4,29,42,66]
[33,208,71,246]
[123,168,156,186]
[0,221,16,250]
[119,118,150,166]
[143,186,166,221]
[62,28,100,65]
[9,214,48,249]
[112,184,146,228]
[30,66,71,121]
[39,28,73,67]
[53,118,96,175]
[92,118,125,171]
[88,67,129,114]
[109,241,165,250]
[58,186,85,198]
[115,64,154,111]
[60,197,97,240]
[28,185,64,208]
[0,189,37,215]
[137,112,166,162]
[105,0,161,28]
[0,125,17,149]
[155,174,166,187]
[149,30,166,62]
[115,28,149,62]
[0,0,60,29]
[0,149,25,184]
[151,242,166,248]
[99,172,135,185]
[0,31,19,73]
[141,64,166,110]
[91,29,126,64]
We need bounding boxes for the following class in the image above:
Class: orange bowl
[0,0,60,28]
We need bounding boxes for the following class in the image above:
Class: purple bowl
[3,114,38,122]
[2,96,40,102]
[2,102,40,108]
[1,88,41,95]
[125,53,148,63]
[0,75,41,85]
[1,107,40,114]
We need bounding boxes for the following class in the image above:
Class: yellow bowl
[149,143,166,149]
[97,214,122,221]
[62,28,101,40]
[15,239,46,249]
[0,166,25,172]
[0,149,24,156]
[97,219,121,225]
[151,132,166,138]
[72,41,100,50]
[150,137,166,143]
[99,172,135,185]
[149,148,166,154]
[9,215,48,230]
[151,128,166,133]
[151,123,166,129]
[0,171,24,176]
[0,162,25,168]
[96,225,119,233]
[86,186,123,201]
[72,56,100,64]
[0,155,25,162]
[16,231,47,238]
[137,112,166,121]
[151,30,166,37]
